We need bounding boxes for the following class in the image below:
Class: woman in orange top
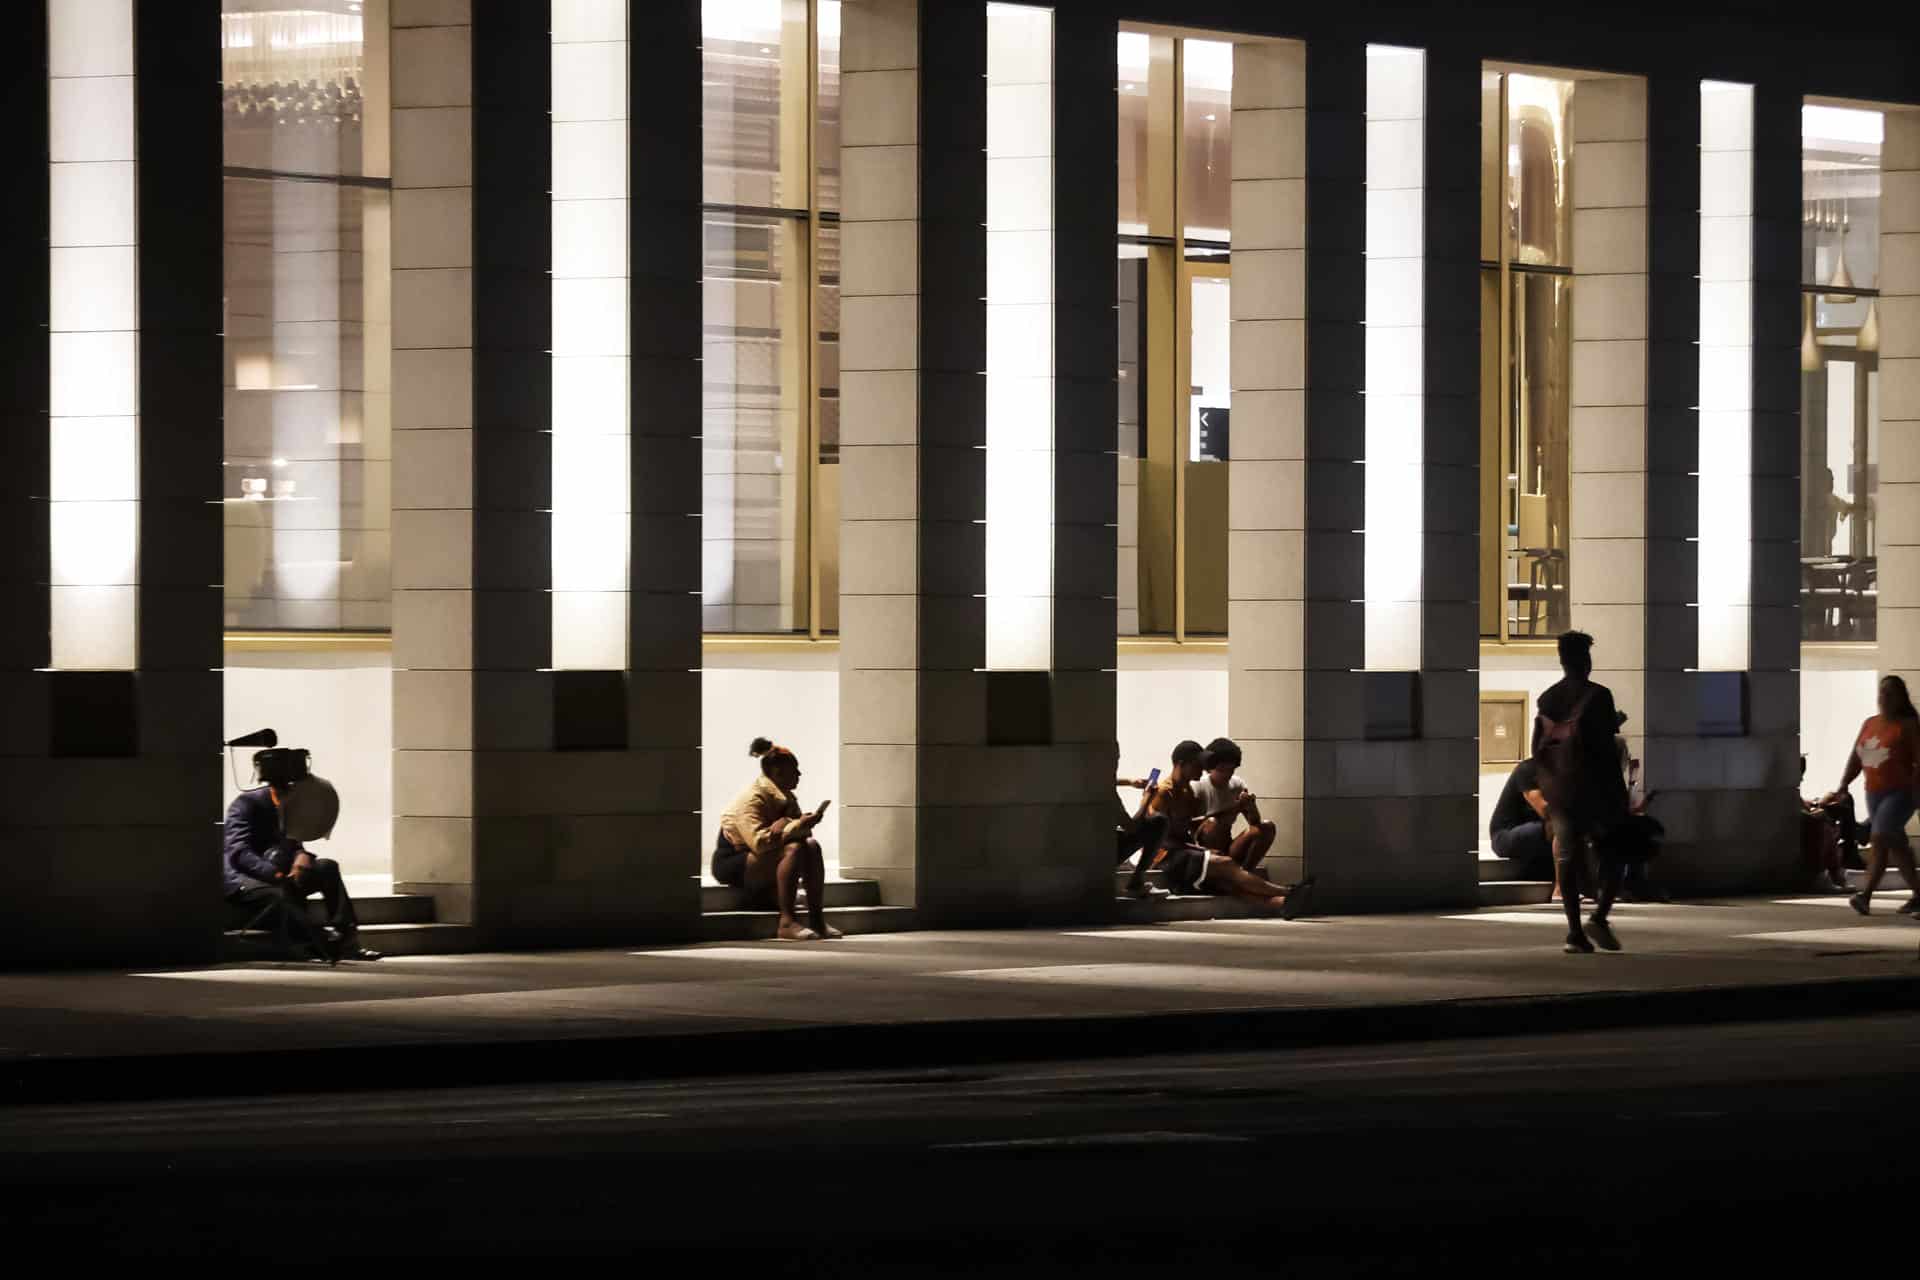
[715,738,839,941]
[1825,675,1920,915]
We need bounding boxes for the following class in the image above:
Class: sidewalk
[3,891,1919,1102]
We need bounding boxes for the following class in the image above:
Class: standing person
[1147,740,1313,916]
[1192,738,1278,871]
[1826,675,1920,917]
[1115,744,1171,899]
[715,738,840,941]
[1533,630,1630,954]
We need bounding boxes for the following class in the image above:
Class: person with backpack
[1533,631,1631,954]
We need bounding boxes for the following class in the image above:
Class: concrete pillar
[0,0,225,965]
[1226,39,1309,891]
[1883,113,1920,693]
[1414,48,1483,906]
[390,1,698,942]
[1569,78,1649,741]
[838,0,1111,923]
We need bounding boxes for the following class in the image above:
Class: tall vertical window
[1116,30,1232,639]
[1800,103,1883,643]
[49,0,140,670]
[1480,70,1574,643]
[702,0,840,636]
[221,0,392,632]
[1699,81,1754,670]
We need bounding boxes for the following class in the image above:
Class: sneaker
[1584,915,1621,952]
[1279,877,1317,921]
[1850,892,1873,916]
[1898,897,1920,916]
[1564,930,1595,955]
[1124,880,1169,900]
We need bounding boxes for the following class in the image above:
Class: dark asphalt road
[6,1012,1917,1269]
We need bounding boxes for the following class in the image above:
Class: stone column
[1414,48,1482,906]
[1226,39,1309,890]
[839,0,1111,923]
[391,1,697,942]
[1882,113,1920,695]
[1568,78,1649,741]
[390,1,480,923]
[0,0,225,965]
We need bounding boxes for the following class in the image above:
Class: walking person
[1826,675,1920,917]
[1532,631,1630,954]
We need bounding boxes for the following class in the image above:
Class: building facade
[3,0,1917,963]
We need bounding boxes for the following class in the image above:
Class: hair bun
[749,737,774,757]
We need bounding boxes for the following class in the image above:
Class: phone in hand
[812,798,832,820]
[1143,767,1161,791]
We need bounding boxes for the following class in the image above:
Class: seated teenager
[1191,737,1278,870]
[715,738,840,941]
[224,773,380,963]
[1149,740,1313,916]
[1488,759,1552,880]
[1115,743,1171,899]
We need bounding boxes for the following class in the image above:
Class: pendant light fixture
[1859,297,1880,353]
[1825,199,1855,301]
[1801,292,1825,372]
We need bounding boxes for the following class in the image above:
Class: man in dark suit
[1534,630,1630,955]
[224,784,381,962]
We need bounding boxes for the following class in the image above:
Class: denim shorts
[1865,788,1917,839]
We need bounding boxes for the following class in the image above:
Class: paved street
[3,891,1918,1077]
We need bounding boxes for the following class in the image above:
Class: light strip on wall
[1698,80,1753,671]
[48,0,140,672]
[1363,45,1424,671]
[984,2,1054,671]
[551,0,631,670]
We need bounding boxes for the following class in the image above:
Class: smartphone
[1143,767,1161,790]
[813,798,832,820]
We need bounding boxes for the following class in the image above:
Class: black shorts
[712,834,749,887]
[1158,846,1212,894]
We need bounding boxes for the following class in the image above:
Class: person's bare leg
[1555,832,1588,944]
[775,844,816,940]
[803,839,842,938]
[1210,857,1293,908]
[1230,822,1276,870]
[1891,837,1919,894]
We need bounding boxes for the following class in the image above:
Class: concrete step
[697,878,883,912]
[1477,880,1554,907]
[309,894,435,926]
[698,905,915,941]
[1112,892,1271,924]
[220,922,476,959]
[1478,855,1530,883]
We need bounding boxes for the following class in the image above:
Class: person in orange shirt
[1825,674,1920,916]
[715,738,839,941]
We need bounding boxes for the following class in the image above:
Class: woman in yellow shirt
[715,738,840,941]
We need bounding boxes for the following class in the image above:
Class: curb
[5,971,1920,1106]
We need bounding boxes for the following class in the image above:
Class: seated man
[1489,757,1552,881]
[224,775,380,963]
[1115,743,1170,899]
[1192,737,1278,871]
[1149,740,1312,916]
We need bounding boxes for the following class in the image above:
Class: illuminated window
[221,0,392,632]
[1800,103,1883,643]
[702,0,840,635]
[1480,70,1574,642]
[1117,30,1233,639]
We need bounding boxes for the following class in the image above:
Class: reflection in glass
[816,219,840,633]
[1504,271,1571,639]
[702,0,806,209]
[816,1,841,212]
[1504,74,1572,268]
[1180,39,1233,244]
[1117,246,1147,636]
[703,211,808,633]
[1800,105,1882,642]
[1117,32,1153,237]
[223,177,392,630]
[221,0,388,179]
[1183,272,1230,635]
